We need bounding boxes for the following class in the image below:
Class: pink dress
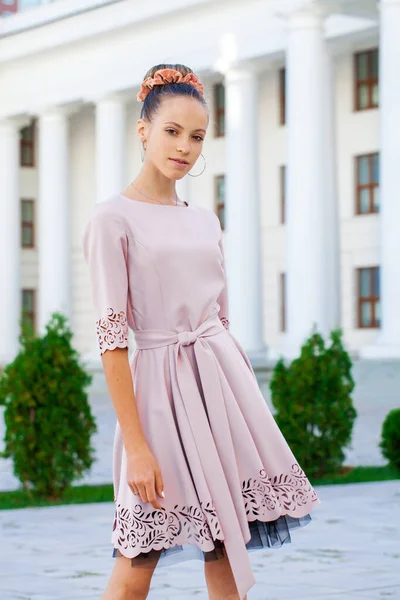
[82,194,321,600]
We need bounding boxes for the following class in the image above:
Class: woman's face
[138,95,209,180]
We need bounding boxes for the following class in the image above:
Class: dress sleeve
[82,209,129,355]
[217,234,230,331]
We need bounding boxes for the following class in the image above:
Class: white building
[0,0,398,368]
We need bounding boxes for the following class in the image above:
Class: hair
[140,63,208,121]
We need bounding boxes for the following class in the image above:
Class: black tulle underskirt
[112,513,312,568]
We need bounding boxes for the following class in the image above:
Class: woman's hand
[127,445,165,510]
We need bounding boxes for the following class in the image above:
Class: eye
[193,135,204,142]
[166,128,177,135]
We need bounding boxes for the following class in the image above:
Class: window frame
[280,272,286,332]
[356,266,380,329]
[279,68,286,126]
[21,198,35,248]
[355,152,379,215]
[354,48,379,111]
[214,174,226,230]
[20,120,36,168]
[280,165,286,224]
[21,288,36,335]
[214,83,225,138]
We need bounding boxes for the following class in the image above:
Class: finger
[129,483,139,496]
[154,470,165,499]
[137,483,148,504]
[146,482,162,510]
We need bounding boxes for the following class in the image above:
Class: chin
[165,167,189,181]
[173,172,188,181]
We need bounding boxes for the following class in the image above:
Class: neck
[134,163,178,204]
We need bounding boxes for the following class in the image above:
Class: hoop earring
[188,153,206,177]
[140,142,145,163]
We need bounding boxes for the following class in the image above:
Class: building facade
[0,0,398,367]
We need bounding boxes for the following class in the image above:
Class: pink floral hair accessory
[137,68,205,102]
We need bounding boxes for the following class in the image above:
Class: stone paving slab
[0,480,399,600]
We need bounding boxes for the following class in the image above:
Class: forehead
[154,95,208,128]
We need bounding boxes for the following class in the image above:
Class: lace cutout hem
[111,464,319,557]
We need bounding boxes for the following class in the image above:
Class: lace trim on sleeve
[96,308,129,355]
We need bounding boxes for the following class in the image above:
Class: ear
[137,119,148,144]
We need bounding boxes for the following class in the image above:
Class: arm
[82,210,147,456]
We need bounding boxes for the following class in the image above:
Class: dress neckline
[119,193,191,209]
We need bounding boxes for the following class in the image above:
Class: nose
[177,139,190,155]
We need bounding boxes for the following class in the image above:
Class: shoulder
[82,196,128,247]
[192,204,220,223]
[84,195,128,230]
[194,205,222,235]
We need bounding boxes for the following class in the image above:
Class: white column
[95,94,127,202]
[38,107,71,333]
[225,66,266,362]
[0,118,27,365]
[361,0,400,358]
[322,44,341,335]
[285,8,338,357]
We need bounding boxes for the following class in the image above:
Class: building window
[21,199,35,248]
[279,68,286,125]
[357,267,380,328]
[354,49,379,111]
[280,273,286,332]
[215,174,225,230]
[280,165,286,224]
[355,153,379,214]
[20,121,35,167]
[22,289,36,334]
[214,83,225,137]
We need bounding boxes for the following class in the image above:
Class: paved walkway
[0,480,399,600]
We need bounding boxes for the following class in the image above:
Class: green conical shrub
[270,329,357,479]
[0,312,96,500]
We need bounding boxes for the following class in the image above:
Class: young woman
[82,64,321,600]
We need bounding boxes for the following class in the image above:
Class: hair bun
[137,68,204,102]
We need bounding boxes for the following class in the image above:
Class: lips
[170,158,189,165]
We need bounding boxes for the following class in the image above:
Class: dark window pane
[359,189,370,213]
[372,83,379,106]
[22,226,33,246]
[358,156,370,185]
[360,269,371,297]
[216,84,225,109]
[373,187,380,212]
[220,205,225,229]
[371,49,379,78]
[218,113,225,136]
[375,301,381,326]
[357,53,368,80]
[372,154,379,183]
[22,291,34,311]
[361,301,372,326]
[21,146,33,165]
[21,124,34,141]
[374,267,380,297]
[22,200,33,220]
[358,85,369,109]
